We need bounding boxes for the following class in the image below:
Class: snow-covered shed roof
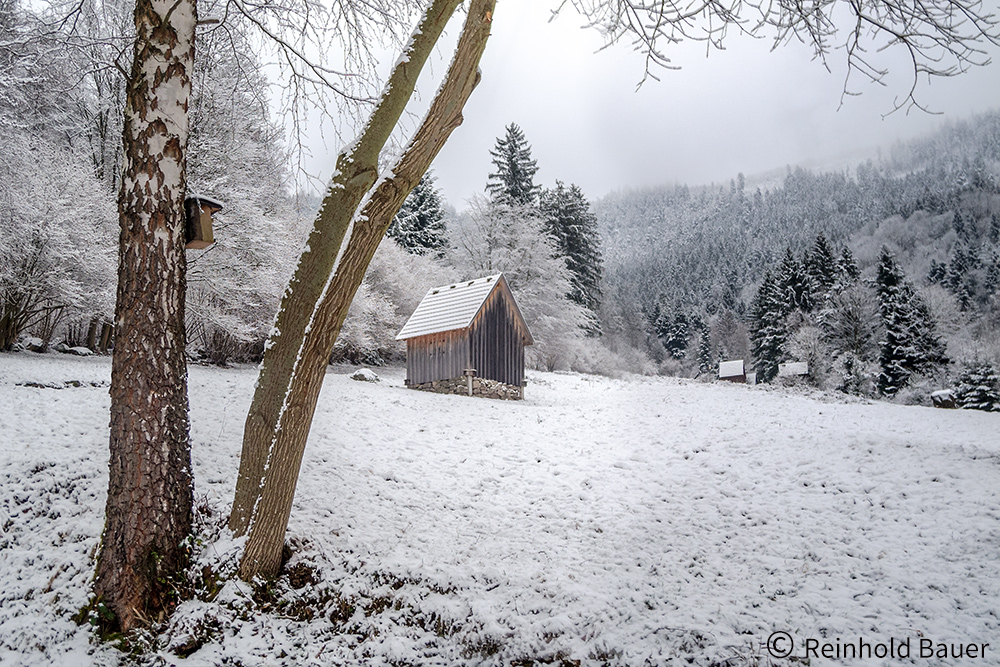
[718,359,745,378]
[396,274,532,343]
[778,361,809,377]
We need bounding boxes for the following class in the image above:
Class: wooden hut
[778,361,809,378]
[396,274,533,398]
[718,359,747,383]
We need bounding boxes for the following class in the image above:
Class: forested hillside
[593,111,1000,403]
[2,0,996,406]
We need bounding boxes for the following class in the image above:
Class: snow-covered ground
[1,352,998,666]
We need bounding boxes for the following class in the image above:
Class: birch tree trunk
[232,0,495,581]
[93,0,196,632]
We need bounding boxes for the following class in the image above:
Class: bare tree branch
[563,0,1000,111]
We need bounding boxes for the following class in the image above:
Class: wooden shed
[778,361,809,378]
[396,274,533,396]
[718,359,747,383]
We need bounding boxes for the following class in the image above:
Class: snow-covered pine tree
[776,247,813,312]
[985,251,999,294]
[697,328,713,376]
[387,171,448,256]
[486,123,540,207]
[927,259,948,285]
[836,246,861,286]
[805,233,837,295]
[539,181,604,319]
[953,360,1000,411]
[662,309,691,360]
[875,246,948,395]
[749,271,788,382]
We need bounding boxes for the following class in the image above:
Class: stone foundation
[409,376,523,400]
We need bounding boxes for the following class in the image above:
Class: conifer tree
[953,360,1000,411]
[749,272,788,382]
[662,310,691,359]
[697,328,713,376]
[806,233,837,295]
[985,251,999,294]
[539,181,604,318]
[875,246,948,395]
[836,246,861,286]
[486,123,540,207]
[776,247,813,312]
[953,210,968,242]
[387,172,448,256]
[927,259,948,285]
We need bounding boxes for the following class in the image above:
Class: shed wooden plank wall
[469,289,524,387]
[406,329,470,385]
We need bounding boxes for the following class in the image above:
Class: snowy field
[1,352,998,666]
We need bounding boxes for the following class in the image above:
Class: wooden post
[464,367,476,397]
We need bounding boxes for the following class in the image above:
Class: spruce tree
[539,181,604,318]
[662,310,691,360]
[927,260,948,285]
[805,233,837,295]
[954,360,1000,412]
[697,328,713,376]
[776,247,813,312]
[985,251,999,294]
[749,272,788,382]
[875,247,948,395]
[836,246,861,286]
[387,172,448,256]
[486,123,540,207]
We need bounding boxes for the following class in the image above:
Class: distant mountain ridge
[594,109,1000,316]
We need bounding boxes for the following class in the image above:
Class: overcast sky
[307,0,1000,210]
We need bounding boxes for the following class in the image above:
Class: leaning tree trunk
[93,0,196,632]
[232,0,495,581]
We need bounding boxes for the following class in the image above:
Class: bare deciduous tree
[92,0,197,632]
[231,0,496,581]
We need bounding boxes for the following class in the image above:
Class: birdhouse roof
[396,273,532,344]
[185,193,224,211]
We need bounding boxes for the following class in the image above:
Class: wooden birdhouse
[184,195,222,249]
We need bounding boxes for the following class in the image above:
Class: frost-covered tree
[0,133,116,350]
[539,181,604,319]
[818,283,880,361]
[953,360,1000,411]
[486,123,540,207]
[387,172,448,256]
[697,328,713,376]
[452,196,589,370]
[875,247,948,395]
[835,246,861,286]
[777,248,813,312]
[657,308,691,360]
[749,272,788,382]
[806,233,837,295]
[184,28,302,365]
